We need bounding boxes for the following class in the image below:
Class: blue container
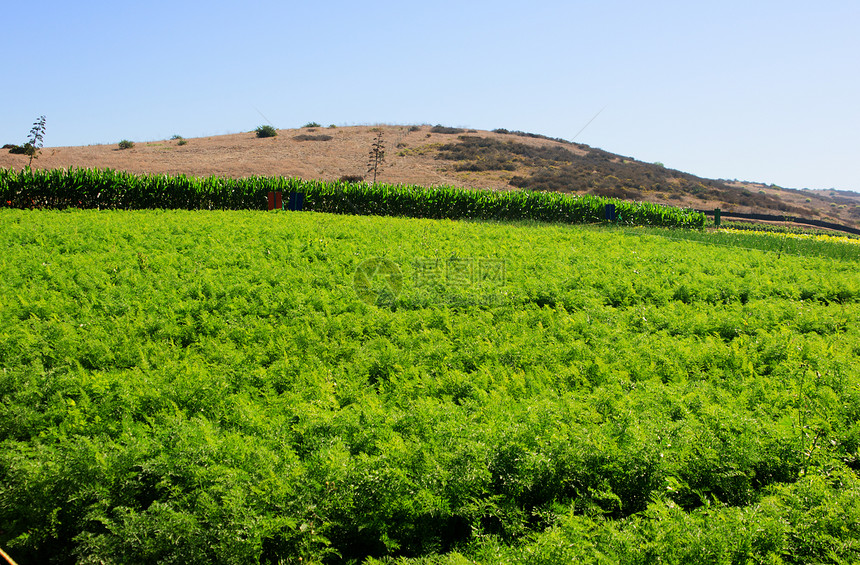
[604,203,616,221]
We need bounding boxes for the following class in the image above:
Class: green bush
[118,140,134,150]
[303,122,322,128]
[254,125,278,138]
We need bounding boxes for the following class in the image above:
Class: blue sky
[3,0,858,191]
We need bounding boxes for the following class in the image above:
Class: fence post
[714,208,721,227]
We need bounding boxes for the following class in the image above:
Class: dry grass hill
[3,124,858,227]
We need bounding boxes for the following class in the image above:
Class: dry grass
[0,126,530,190]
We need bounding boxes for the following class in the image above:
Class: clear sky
[3,0,858,191]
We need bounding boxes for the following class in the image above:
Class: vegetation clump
[254,125,278,138]
[293,134,333,142]
[493,127,575,145]
[430,125,466,134]
[433,135,815,214]
[117,139,134,150]
[437,135,577,170]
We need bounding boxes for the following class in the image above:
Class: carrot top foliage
[0,209,859,563]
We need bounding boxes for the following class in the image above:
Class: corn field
[0,168,706,228]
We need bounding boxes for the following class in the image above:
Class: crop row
[0,167,706,228]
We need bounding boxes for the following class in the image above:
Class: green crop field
[1,209,859,564]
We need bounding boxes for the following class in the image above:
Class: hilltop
[3,124,858,227]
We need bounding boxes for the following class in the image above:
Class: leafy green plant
[254,125,278,138]
[118,139,134,150]
[303,122,322,128]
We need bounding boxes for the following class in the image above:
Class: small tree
[22,115,46,167]
[367,130,385,184]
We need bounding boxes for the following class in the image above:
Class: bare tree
[367,129,385,184]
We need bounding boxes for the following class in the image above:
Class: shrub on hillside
[493,128,573,144]
[437,136,578,166]
[430,125,465,134]
[255,125,278,138]
[432,135,813,213]
[118,140,134,150]
[293,134,333,142]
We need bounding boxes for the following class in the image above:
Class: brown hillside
[3,125,858,227]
